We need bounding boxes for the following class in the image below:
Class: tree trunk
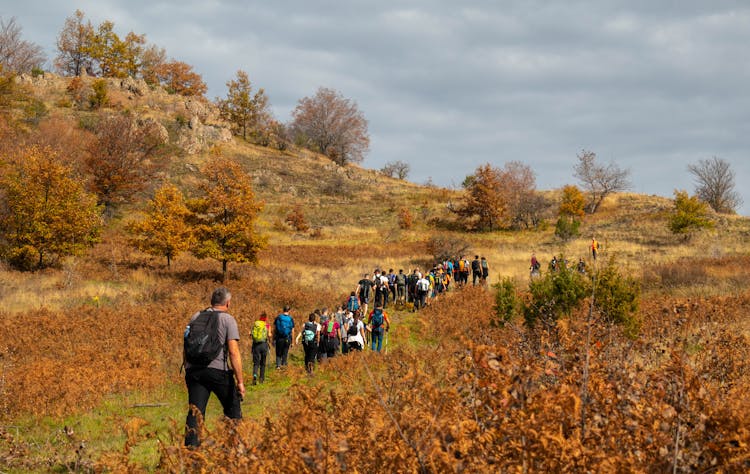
[222,260,228,282]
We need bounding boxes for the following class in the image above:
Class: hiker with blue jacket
[272,305,296,369]
[367,305,391,352]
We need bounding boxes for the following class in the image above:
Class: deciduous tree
[127,183,193,267]
[0,17,46,74]
[500,161,538,229]
[84,114,168,215]
[669,190,714,236]
[559,185,586,218]
[574,149,630,213]
[152,60,207,96]
[218,70,272,142]
[0,145,102,270]
[381,160,410,180]
[452,164,506,231]
[55,10,94,76]
[688,156,742,214]
[188,153,266,280]
[290,87,369,166]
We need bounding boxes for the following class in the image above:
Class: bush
[593,257,641,337]
[523,258,588,327]
[554,216,580,242]
[89,79,109,109]
[286,205,309,232]
[397,207,413,230]
[425,235,470,263]
[492,277,518,326]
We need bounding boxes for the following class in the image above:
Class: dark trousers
[473,271,481,285]
[303,342,317,373]
[275,337,290,368]
[184,367,241,447]
[396,284,406,302]
[252,341,268,383]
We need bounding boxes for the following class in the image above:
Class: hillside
[0,74,749,472]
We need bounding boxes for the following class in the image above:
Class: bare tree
[687,156,742,214]
[573,149,630,213]
[290,87,369,166]
[380,160,410,179]
[0,17,46,74]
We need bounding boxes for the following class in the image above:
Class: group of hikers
[351,256,491,313]
[180,255,492,447]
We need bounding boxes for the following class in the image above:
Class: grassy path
[3,306,422,472]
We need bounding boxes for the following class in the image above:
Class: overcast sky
[6,1,750,214]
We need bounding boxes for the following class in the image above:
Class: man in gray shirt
[184,287,245,447]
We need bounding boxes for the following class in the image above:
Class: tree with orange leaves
[188,151,266,280]
[451,163,506,231]
[0,145,102,270]
[126,183,194,267]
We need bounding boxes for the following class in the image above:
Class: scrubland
[1,185,749,472]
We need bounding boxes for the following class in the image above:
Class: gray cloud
[8,0,750,213]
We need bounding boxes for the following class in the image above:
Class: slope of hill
[1,74,749,472]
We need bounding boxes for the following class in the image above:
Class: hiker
[346,311,366,351]
[387,268,397,304]
[577,257,587,274]
[374,270,390,308]
[471,255,482,286]
[591,237,599,261]
[346,291,360,314]
[549,256,558,272]
[316,308,329,362]
[356,273,374,317]
[395,269,407,304]
[272,305,296,369]
[480,256,489,285]
[459,256,470,286]
[367,305,391,352]
[530,253,541,276]
[183,287,244,448]
[334,305,349,354]
[250,312,271,385]
[415,273,431,310]
[297,312,320,374]
[322,308,341,359]
[407,269,419,304]
[434,268,446,296]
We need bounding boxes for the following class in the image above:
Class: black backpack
[184,310,224,367]
[347,320,359,336]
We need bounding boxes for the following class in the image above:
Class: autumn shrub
[425,235,470,263]
[66,76,88,108]
[285,205,309,232]
[397,207,413,230]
